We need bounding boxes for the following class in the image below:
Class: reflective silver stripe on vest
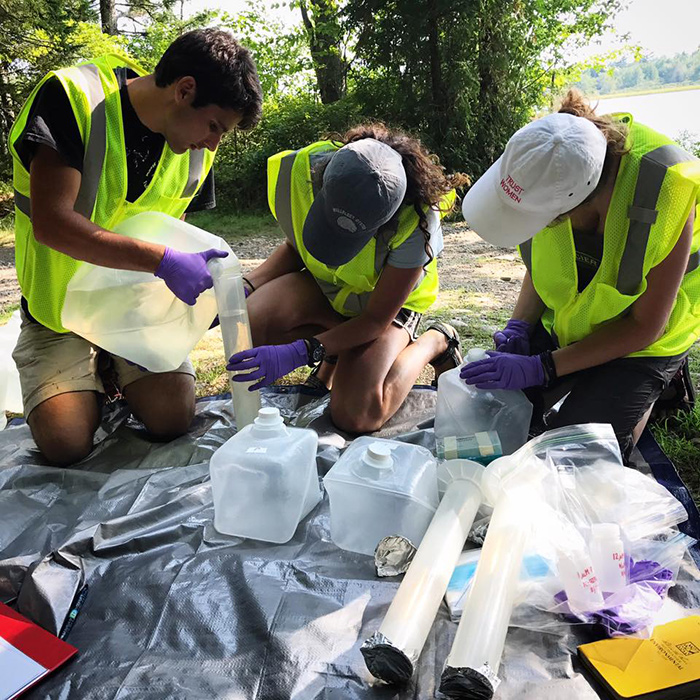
[14,189,31,218]
[274,152,297,246]
[182,148,205,198]
[519,238,533,273]
[617,143,695,295]
[73,64,107,219]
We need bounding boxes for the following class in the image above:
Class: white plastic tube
[362,460,484,683]
[440,488,533,698]
[210,258,261,429]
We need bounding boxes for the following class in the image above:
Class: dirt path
[0,222,525,317]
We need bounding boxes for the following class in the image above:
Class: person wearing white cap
[460,90,700,461]
[227,124,470,432]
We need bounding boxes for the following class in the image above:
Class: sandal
[302,354,338,394]
[427,321,463,386]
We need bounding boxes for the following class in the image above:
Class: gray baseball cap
[302,138,408,266]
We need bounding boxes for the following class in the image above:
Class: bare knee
[28,393,99,467]
[36,433,94,467]
[140,402,194,441]
[123,374,195,441]
[29,419,95,467]
[331,392,385,434]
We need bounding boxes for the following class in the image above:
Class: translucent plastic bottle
[0,310,23,429]
[209,258,261,430]
[590,523,627,595]
[209,407,321,543]
[323,437,439,556]
[557,546,605,613]
[62,212,233,372]
[434,348,533,455]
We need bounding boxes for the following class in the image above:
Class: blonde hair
[557,88,629,157]
[555,89,629,207]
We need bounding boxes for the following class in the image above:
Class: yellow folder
[578,616,700,699]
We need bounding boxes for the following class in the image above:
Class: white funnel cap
[253,407,284,430]
[363,443,393,470]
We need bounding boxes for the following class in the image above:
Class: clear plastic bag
[62,212,233,372]
[454,423,694,639]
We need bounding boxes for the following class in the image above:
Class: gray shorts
[12,309,195,417]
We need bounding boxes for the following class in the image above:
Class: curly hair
[319,123,470,265]
[557,89,629,206]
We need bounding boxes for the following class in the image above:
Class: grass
[649,342,700,502]
[186,209,280,241]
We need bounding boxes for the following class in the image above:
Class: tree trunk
[100,0,118,35]
[299,0,346,104]
[427,0,447,141]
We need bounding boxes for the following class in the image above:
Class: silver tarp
[1,387,698,699]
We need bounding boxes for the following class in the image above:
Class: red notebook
[0,602,77,699]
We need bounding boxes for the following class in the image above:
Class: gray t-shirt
[386,207,444,268]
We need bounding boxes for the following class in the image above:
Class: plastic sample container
[62,211,233,372]
[435,348,533,455]
[210,258,261,430]
[0,310,23,429]
[590,523,627,595]
[323,437,439,556]
[209,407,321,543]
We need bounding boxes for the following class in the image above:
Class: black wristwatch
[304,337,326,367]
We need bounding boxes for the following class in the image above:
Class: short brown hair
[155,28,263,130]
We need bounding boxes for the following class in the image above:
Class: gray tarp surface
[1,387,699,700]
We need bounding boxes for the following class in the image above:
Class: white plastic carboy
[209,407,320,543]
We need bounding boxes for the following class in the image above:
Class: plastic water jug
[323,437,439,556]
[209,407,321,543]
[62,212,233,372]
[209,258,261,430]
[434,348,533,455]
[0,311,23,428]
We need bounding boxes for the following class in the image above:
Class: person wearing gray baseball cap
[226,124,469,432]
[459,89,700,462]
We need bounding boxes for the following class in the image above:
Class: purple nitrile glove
[460,350,544,390]
[493,318,532,355]
[227,339,308,391]
[155,247,229,306]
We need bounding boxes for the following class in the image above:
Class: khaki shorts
[12,309,195,418]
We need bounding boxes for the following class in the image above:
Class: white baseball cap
[461,113,608,247]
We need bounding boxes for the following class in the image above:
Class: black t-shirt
[14,67,215,211]
[573,229,604,292]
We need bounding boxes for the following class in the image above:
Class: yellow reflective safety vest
[267,140,455,317]
[9,54,215,332]
[519,115,700,357]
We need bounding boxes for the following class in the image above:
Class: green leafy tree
[0,0,126,176]
[345,0,624,176]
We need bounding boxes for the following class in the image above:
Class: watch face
[312,345,324,363]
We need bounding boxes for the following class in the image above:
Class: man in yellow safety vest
[9,29,262,465]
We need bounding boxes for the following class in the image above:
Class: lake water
[596,89,700,141]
